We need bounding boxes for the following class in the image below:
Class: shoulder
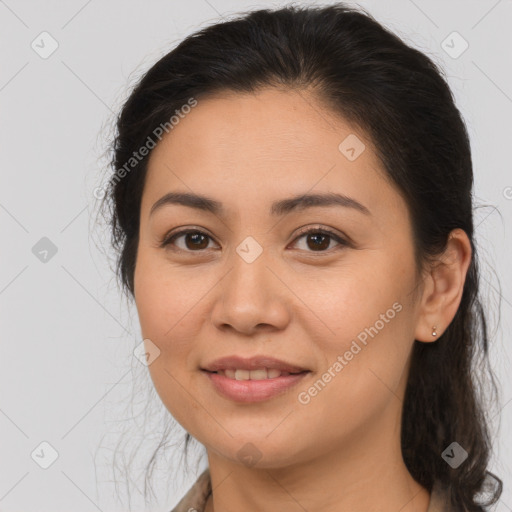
[169,468,212,512]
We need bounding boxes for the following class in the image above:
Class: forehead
[149,88,375,166]
[142,87,406,222]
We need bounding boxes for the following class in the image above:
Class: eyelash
[159,226,350,254]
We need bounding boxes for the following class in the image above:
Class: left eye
[291,228,348,252]
[160,228,348,253]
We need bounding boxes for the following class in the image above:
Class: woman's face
[134,87,424,468]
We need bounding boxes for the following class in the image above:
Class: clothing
[169,468,457,512]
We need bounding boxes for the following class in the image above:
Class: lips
[203,368,310,402]
[201,355,309,374]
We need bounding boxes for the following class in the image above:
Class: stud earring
[432,325,438,337]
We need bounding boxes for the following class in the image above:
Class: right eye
[160,229,219,252]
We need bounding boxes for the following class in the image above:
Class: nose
[210,247,291,336]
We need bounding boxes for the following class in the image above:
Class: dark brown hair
[98,3,503,510]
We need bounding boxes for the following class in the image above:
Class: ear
[414,228,472,343]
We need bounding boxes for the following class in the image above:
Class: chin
[205,434,309,470]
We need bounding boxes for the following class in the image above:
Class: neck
[204,410,430,512]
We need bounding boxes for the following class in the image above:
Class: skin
[133,87,472,512]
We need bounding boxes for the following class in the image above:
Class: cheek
[134,253,208,429]
[134,250,206,342]
[295,259,409,343]
[293,258,416,405]
[133,251,205,411]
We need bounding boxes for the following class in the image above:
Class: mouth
[201,368,311,403]
[200,355,311,401]
[201,355,310,375]
[201,368,309,381]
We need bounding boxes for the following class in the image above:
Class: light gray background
[1,0,511,511]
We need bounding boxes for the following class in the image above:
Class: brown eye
[291,228,349,252]
[305,233,331,251]
[161,230,216,251]
[183,232,209,250]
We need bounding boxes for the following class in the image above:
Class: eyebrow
[149,191,371,218]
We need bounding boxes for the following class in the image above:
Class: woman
[100,3,503,511]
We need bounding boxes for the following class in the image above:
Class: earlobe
[414,229,472,343]
[415,321,441,344]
